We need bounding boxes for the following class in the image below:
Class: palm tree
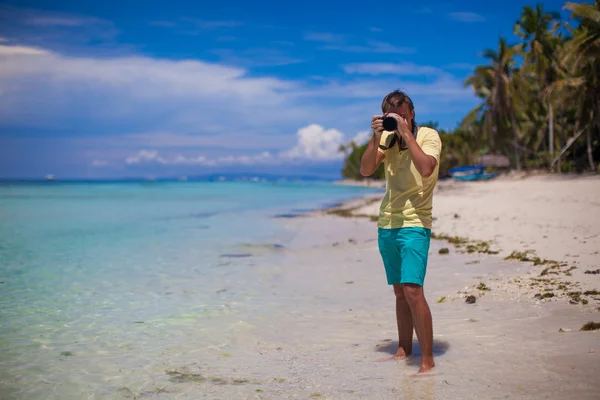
[464,38,523,168]
[514,4,561,169]
[547,1,600,171]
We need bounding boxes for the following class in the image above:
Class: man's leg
[393,284,414,358]
[403,284,434,373]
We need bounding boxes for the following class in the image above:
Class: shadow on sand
[374,338,450,358]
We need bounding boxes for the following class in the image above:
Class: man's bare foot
[393,348,411,359]
[376,348,411,362]
[418,357,435,373]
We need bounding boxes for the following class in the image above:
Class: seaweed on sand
[477,283,491,292]
[534,292,555,300]
[325,197,381,222]
[584,269,600,275]
[580,321,600,331]
[166,369,250,385]
[431,233,499,255]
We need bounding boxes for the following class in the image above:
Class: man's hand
[387,113,413,143]
[371,115,384,137]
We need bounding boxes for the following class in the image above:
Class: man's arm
[360,133,385,177]
[404,136,437,178]
[360,115,386,177]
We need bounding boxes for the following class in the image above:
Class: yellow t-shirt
[377,127,442,229]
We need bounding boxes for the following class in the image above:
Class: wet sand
[149,196,599,399]
[82,174,599,399]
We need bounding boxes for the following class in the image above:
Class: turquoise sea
[0,180,380,398]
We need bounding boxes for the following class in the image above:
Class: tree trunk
[594,98,600,171]
[549,102,554,172]
[491,109,498,152]
[512,111,520,170]
[587,128,594,171]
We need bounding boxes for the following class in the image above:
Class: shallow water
[0,180,380,399]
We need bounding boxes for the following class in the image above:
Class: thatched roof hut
[477,154,511,168]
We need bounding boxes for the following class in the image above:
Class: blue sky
[0,0,571,179]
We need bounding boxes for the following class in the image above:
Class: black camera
[382,116,397,131]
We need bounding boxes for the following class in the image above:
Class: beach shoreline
[327,173,600,309]
[333,178,386,188]
[167,177,600,398]
[2,177,598,399]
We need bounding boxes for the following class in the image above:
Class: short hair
[381,90,414,114]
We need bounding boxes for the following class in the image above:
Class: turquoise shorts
[378,227,431,286]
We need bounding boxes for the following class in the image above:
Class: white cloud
[281,124,345,161]
[295,75,471,101]
[0,43,474,134]
[171,154,216,166]
[0,6,119,44]
[121,124,360,168]
[0,43,297,133]
[0,37,7,43]
[449,12,486,23]
[0,42,478,178]
[305,31,414,54]
[350,131,371,146]
[217,152,274,166]
[125,150,168,165]
[123,149,274,167]
[0,44,49,56]
[0,46,291,97]
[343,62,441,76]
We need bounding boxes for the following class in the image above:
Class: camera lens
[382,116,397,131]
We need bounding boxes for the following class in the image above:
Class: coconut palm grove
[341,1,600,180]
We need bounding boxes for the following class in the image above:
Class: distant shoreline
[333,179,386,188]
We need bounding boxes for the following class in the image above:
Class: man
[360,90,442,373]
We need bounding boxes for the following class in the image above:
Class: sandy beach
[129,173,600,399]
[12,176,597,399]
[351,172,600,304]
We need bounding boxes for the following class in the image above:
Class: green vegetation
[341,1,600,179]
[340,141,385,180]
